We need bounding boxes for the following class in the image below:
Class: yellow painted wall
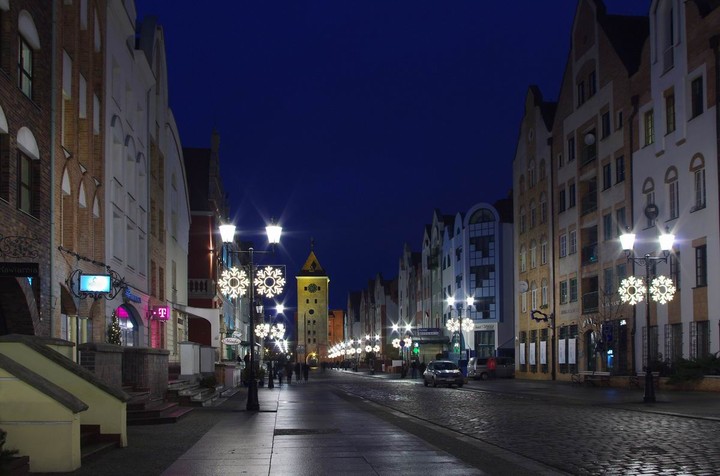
[0,342,127,446]
[0,369,82,472]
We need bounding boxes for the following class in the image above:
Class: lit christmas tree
[107,311,121,345]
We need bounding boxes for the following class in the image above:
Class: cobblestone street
[333,373,720,475]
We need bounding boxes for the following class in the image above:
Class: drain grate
[274,428,341,436]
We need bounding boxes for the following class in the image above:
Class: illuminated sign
[151,306,170,321]
[79,274,112,293]
[222,337,242,345]
[124,288,142,303]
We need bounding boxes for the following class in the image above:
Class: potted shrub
[0,429,29,475]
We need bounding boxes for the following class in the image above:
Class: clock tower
[296,244,329,366]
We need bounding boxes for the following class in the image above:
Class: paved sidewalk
[160,380,498,476]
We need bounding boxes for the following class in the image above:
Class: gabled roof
[598,12,649,75]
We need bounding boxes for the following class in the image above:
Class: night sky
[135,1,651,312]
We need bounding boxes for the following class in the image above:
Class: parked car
[467,357,515,380]
[423,360,464,387]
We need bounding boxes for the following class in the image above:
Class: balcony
[582,291,599,314]
[188,278,216,299]
[581,243,598,266]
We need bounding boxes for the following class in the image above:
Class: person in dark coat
[302,363,309,382]
[295,361,302,381]
[285,361,293,384]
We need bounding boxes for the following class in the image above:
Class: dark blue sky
[136,1,650,311]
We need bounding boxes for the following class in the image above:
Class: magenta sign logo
[151,306,170,321]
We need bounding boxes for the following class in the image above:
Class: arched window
[520,245,527,273]
[530,240,537,269]
[540,235,548,265]
[539,159,546,181]
[530,200,537,228]
[540,193,548,223]
[18,10,41,100]
[541,279,548,307]
[531,281,538,310]
[16,127,40,216]
[519,206,526,234]
[528,160,537,188]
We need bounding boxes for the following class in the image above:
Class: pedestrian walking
[295,362,302,381]
[286,362,293,384]
[278,367,283,386]
[302,363,309,382]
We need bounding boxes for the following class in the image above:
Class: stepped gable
[0,334,130,403]
[0,353,88,413]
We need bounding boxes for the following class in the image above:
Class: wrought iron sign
[0,234,40,259]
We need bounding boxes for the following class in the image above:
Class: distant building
[296,246,329,365]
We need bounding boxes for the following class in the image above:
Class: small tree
[107,311,121,345]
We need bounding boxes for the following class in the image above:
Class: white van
[467,357,515,380]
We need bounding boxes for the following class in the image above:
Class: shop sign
[417,328,441,336]
[124,288,142,303]
[222,337,242,345]
[151,306,170,321]
[0,262,38,277]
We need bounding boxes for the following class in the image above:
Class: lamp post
[255,316,286,389]
[619,228,675,404]
[218,220,283,411]
[445,296,475,364]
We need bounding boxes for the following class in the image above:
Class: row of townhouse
[0,0,242,372]
[346,201,515,367]
[514,0,720,381]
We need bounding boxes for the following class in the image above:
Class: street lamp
[619,228,675,403]
[255,314,286,389]
[218,220,284,411]
[445,296,475,363]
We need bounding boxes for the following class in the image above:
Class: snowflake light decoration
[619,276,646,305]
[373,345,380,352]
[392,338,401,348]
[446,317,460,333]
[218,267,249,299]
[255,323,270,339]
[650,275,676,304]
[254,266,286,298]
[365,345,372,352]
[270,323,286,340]
[461,317,475,333]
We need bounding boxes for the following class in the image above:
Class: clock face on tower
[308,283,318,293]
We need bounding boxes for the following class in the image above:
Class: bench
[571,370,611,386]
[628,371,660,388]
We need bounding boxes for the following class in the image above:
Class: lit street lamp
[445,296,475,364]
[619,228,675,403]
[218,220,283,411]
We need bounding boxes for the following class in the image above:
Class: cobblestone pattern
[335,380,720,475]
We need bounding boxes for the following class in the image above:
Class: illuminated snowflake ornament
[461,317,475,333]
[218,267,249,299]
[650,275,676,304]
[270,323,286,340]
[255,323,270,339]
[254,266,286,298]
[373,345,380,352]
[446,317,460,333]
[392,338,401,348]
[619,276,646,305]
[365,345,373,352]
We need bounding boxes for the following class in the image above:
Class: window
[603,268,613,295]
[560,281,568,304]
[569,230,577,255]
[541,279,548,306]
[616,207,626,235]
[539,160,546,180]
[665,92,676,133]
[540,193,547,223]
[520,246,527,272]
[567,137,576,162]
[602,164,611,190]
[616,156,625,183]
[601,111,610,138]
[17,153,38,216]
[691,321,710,358]
[616,263,627,288]
[531,282,538,310]
[603,213,613,241]
[670,252,680,290]
[568,183,576,208]
[530,240,537,268]
[644,110,654,145]
[557,152,564,169]
[588,71,597,97]
[559,234,567,258]
[616,110,623,130]
[519,207,526,233]
[666,168,679,220]
[530,201,537,228]
[521,291,527,313]
[528,161,537,188]
[691,156,706,210]
[569,278,578,302]
[577,81,585,107]
[691,77,704,118]
[559,188,566,213]
[541,238,548,265]
[645,191,656,228]
[18,37,33,99]
[583,130,597,164]
[695,245,707,287]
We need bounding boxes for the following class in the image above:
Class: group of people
[276,361,310,385]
